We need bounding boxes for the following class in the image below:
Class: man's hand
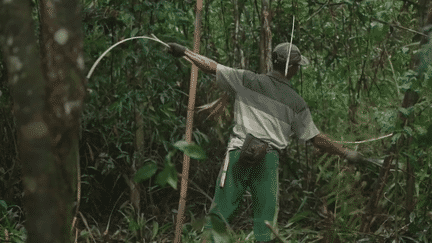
[344,150,365,164]
[167,42,218,74]
[167,43,187,58]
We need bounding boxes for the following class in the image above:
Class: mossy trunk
[0,0,85,241]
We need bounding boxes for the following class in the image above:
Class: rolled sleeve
[292,108,320,142]
[216,64,245,96]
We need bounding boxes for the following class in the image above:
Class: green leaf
[166,165,178,189]
[398,107,410,117]
[156,168,168,187]
[391,133,402,144]
[287,211,312,224]
[403,126,413,136]
[416,125,432,146]
[413,124,427,136]
[408,222,422,234]
[209,214,228,234]
[159,222,173,235]
[155,164,177,189]
[191,216,207,230]
[108,101,119,111]
[355,9,367,23]
[133,5,142,11]
[402,152,419,170]
[129,219,139,231]
[173,140,207,160]
[165,150,176,164]
[370,22,386,42]
[152,221,159,239]
[400,82,412,91]
[429,73,432,89]
[0,200,7,210]
[131,29,138,38]
[134,162,157,183]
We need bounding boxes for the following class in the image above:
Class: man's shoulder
[242,70,272,89]
[241,71,308,113]
[242,70,274,85]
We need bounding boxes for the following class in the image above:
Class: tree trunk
[1,0,85,241]
[405,137,415,225]
[174,1,203,242]
[233,0,246,68]
[259,0,273,74]
[131,0,145,218]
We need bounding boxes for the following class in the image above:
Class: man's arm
[167,43,218,75]
[184,50,218,75]
[311,133,365,163]
[311,133,347,157]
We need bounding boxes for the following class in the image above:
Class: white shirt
[216,64,320,151]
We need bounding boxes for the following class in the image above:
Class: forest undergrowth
[1,0,432,242]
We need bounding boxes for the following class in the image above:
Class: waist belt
[266,145,278,153]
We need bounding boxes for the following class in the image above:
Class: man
[167,42,364,243]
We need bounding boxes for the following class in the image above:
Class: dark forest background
[0,0,431,242]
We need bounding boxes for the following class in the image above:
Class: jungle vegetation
[0,0,431,242]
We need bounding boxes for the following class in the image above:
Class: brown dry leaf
[197,92,230,121]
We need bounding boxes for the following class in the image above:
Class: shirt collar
[266,71,294,88]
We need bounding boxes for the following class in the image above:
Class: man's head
[272,43,309,79]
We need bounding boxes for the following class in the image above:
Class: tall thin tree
[0,0,85,241]
[174,1,203,243]
[259,0,273,73]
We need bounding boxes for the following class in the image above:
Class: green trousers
[204,149,279,242]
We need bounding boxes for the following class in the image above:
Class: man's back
[216,64,319,151]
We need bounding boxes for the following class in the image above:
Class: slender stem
[285,16,295,76]
[265,220,287,243]
[305,0,329,23]
[174,1,203,243]
[385,48,400,97]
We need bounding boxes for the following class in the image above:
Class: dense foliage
[0,0,431,242]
